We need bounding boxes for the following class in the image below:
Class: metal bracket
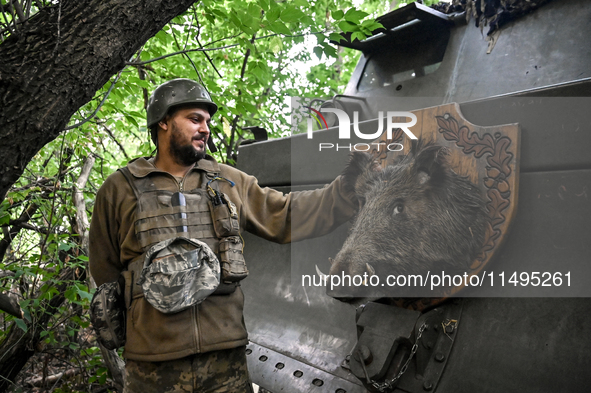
[348,302,422,382]
[343,300,464,392]
[398,299,464,392]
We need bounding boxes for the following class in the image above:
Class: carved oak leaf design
[474,223,496,267]
[487,188,510,229]
[371,138,389,165]
[436,112,514,269]
[370,128,404,166]
[488,137,513,178]
[436,117,459,141]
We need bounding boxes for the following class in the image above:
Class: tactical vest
[119,162,248,300]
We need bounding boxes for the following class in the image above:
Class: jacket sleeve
[89,176,125,287]
[290,175,358,242]
[238,170,357,244]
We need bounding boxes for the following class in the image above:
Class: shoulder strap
[118,167,141,201]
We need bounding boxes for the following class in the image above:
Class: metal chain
[370,323,427,392]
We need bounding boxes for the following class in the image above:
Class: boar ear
[341,151,380,195]
[415,144,448,186]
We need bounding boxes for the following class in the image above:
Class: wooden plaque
[362,103,520,302]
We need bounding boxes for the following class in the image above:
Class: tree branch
[101,124,130,161]
[0,292,23,318]
[6,220,48,234]
[226,34,255,161]
[24,368,79,387]
[192,9,222,79]
[0,203,39,262]
[125,31,328,66]
[72,155,95,251]
[64,70,123,131]
[11,0,26,24]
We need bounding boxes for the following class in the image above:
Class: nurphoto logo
[305,107,418,152]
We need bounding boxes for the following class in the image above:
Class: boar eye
[393,203,404,215]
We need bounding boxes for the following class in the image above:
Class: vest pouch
[90,276,126,350]
[208,194,240,238]
[218,236,248,282]
[136,237,221,314]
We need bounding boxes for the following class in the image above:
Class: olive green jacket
[89,155,356,362]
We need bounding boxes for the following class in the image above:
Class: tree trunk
[0,0,197,201]
[0,1,200,386]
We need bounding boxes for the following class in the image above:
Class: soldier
[88,78,358,392]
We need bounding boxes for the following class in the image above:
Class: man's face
[165,106,211,166]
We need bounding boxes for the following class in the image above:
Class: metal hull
[238,1,591,391]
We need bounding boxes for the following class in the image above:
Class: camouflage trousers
[123,346,254,393]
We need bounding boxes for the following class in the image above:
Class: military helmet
[146,79,218,128]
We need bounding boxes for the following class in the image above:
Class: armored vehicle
[237,1,591,391]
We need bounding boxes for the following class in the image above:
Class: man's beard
[168,121,206,166]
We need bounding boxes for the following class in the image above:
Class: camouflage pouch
[137,237,220,314]
[208,193,240,238]
[90,278,126,350]
[219,236,248,282]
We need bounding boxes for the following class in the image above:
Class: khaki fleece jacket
[88,155,357,362]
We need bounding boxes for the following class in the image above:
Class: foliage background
[0,0,435,391]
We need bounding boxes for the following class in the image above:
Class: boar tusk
[366,263,376,276]
[315,265,330,280]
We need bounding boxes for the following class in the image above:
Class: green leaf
[331,9,344,20]
[268,21,291,35]
[280,6,304,23]
[77,288,93,302]
[15,319,27,333]
[247,3,262,18]
[228,12,242,29]
[240,24,255,36]
[266,7,280,23]
[65,287,77,302]
[269,36,283,53]
[315,33,326,45]
[251,66,265,83]
[322,44,338,58]
[238,37,256,52]
[209,8,228,19]
[344,8,368,24]
[329,32,346,43]
[0,212,9,226]
[203,11,215,24]
[125,114,139,128]
[238,101,257,113]
[361,19,384,32]
[257,0,270,12]
[313,46,323,60]
[243,15,260,33]
[351,31,366,42]
[338,20,358,33]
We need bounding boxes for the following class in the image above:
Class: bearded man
[88,79,357,392]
